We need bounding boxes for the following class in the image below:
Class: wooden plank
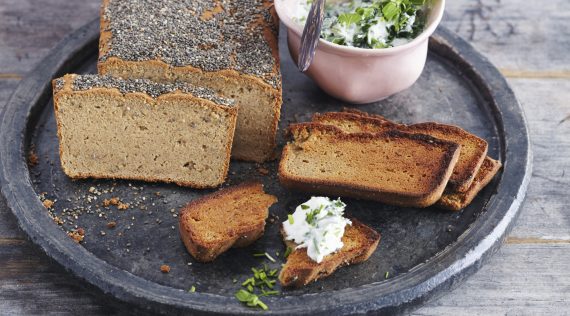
[0,240,126,315]
[442,0,570,74]
[505,79,570,240]
[415,244,570,315]
[0,0,99,75]
[0,80,28,240]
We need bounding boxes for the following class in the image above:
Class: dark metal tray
[0,19,531,315]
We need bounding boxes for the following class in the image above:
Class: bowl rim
[274,0,446,56]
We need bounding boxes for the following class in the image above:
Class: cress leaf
[382,1,400,21]
[338,12,361,25]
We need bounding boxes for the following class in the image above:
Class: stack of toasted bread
[279,109,501,210]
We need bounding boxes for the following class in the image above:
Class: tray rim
[0,19,532,315]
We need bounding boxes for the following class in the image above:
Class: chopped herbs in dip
[282,197,351,263]
[294,0,429,48]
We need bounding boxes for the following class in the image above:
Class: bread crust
[406,122,488,192]
[279,123,461,208]
[52,74,238,188]
[179,181,277,262]
[98,0,282,163]
[279,218,380,288]
[437,157,502,211]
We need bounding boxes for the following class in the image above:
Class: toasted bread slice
[315,111,489,192]
[279,123,460,208]
[437,157,502,211]
[179,181,277,262]
[279,218,380,288]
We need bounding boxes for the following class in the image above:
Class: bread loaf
[98,0,282,162]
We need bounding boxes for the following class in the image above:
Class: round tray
[0,19,531,315]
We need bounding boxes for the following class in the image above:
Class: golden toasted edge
[407,122,488,192]
[179,181,277,262]
[279,122,461,207]
[436,157,502,211]
[278,218,380,288]
[312,111,397,132]
[52,75,238,188]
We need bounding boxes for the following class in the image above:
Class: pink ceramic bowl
[275,0,446,104]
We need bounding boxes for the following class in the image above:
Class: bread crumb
[42,199,54,209]
[103,197,120,207]
[28,149,39,167]
[160,264,171,273]
[68,228,85,243]
[106,221,117,229]
[258,167,270,176]
[118,202,129,210]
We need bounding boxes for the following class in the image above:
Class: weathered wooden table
[0,0,568,314]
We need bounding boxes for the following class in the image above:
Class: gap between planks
[500,69,570,79]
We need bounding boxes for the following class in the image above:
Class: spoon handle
[297,0,326,72]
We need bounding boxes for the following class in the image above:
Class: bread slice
[436,157,502,211]
[316,112,501,210]
[314,111,489,192]
[52,74,237,188]
[279,218,380,288]
[98,0,282,162]
[179,181,277,262]
[278,123,460,208]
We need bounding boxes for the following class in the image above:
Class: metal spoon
[297,0,326,72]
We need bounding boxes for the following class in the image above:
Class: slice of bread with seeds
[179,181,277,262]
[52,74,237,188]
[279,218,380,288]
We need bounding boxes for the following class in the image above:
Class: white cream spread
[282,197,351,263]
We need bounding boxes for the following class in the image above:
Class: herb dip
[282,197,351,263]
[294,0,428,49]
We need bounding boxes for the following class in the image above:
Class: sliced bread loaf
[279,218,380,287]
[98,0,282,162]
[437,157,502,210]
[179,181,277,262]
[52,74,237,188]
[315,111,489,192]
[278,123,461,207]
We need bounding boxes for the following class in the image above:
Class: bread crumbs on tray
[42,199,54,209]
[160,264,171,273]
[28,147,39,167]
[117,202,129,210]
[68,228,85,243]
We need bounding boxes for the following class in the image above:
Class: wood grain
[414,244,570,315]
[442,0,570,73]
[0,0,568,314]
[0,0,99,74]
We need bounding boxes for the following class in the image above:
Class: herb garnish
[253,252,277,263]
[235,258,281,310]
[288,214,294,224]
[284,246,293,258]
[297,0,428,49]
